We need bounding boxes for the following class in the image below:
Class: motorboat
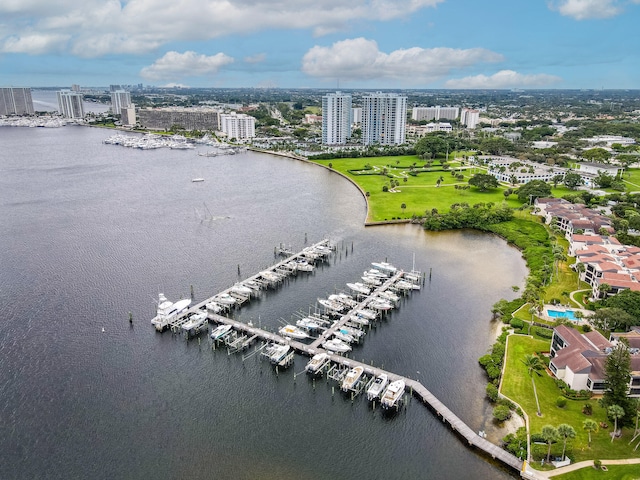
[329,293,357,308]
[381,380,405,409]
[191,178,205,183]
[296,317,321,331]
[265,343,291,364]
[371,262,397,274]
[361,275,382,286]
[367,374,389,401]
[278,325,309,339]
[364,269,389,279]
[377,290,400,303]
[322,338,351,353]
[355,309,377,320]
[346,282,370,295]
[151,293,192,331]
[230,283,252,296]
[214,293,236,305]
[318,298,345,313]
[349,314,369,326]
[333,329,355,344]
[210,324,232,340]
[341,366,364,391]
[206,301,223,314]
[368,299,393,311]
[295,260,315,272]
[393,280,415,291]
[305,352,330,373]
[341,325,364,340]
[181,312,208,332]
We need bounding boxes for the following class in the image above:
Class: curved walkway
[569,289,591,308]
[536,457,640,478]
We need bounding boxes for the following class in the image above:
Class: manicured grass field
[501,336,638,464]
[313,155,521,222]
[622,168,640,192]
[554,464,640,480]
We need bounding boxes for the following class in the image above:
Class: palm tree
[598,282,611,299]
[583,419,598,448]
[575,262,586,288]
[608,405,625,442]
[401,203,406,215]
[557,424,576,460]
[522,354,544,416]
[541,425,559,462]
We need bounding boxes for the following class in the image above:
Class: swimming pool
[547,309,577,320]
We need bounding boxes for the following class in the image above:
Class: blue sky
[1,0,639,89]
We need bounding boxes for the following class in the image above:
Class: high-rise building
[137,107,221,130]
[411,106,459,121]
[56,90,85,119]
[219,112,256,140]
[361,92,407,145]
[0,87,35,115]
[352,107,362,125]
[322,91,352,145]
[460,108,480,129]
[121,105,136,126]
[110,90,132,116]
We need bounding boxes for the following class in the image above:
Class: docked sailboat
[278,325,309,339]
[151,294,192,331]
[210,324,232,340]
[341,366,364,391]
[305,352,330,374]
[366,374,389,401]
[381,380,405,409]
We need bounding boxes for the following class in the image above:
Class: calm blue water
[0,125,527,479]
[547,309,577,320]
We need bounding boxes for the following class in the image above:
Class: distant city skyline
[1,0,639,90]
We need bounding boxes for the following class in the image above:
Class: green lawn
[553,464,640,480]
[502,336,639,464]
[313,156,522,222]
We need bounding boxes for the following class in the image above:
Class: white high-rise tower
[56,90,85,119]
[361,92,407,145]
[322,91,352,145]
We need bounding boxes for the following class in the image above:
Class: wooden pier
[152,242,526,477]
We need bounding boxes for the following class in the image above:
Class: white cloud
[244,53,266,64]
[140,51,234,80]
[445,70,562,89]
[2,33,69,55]
[0,0,444,57]
[549,0,622,19]
[302,38,503,84]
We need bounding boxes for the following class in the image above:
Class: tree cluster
[422,202,513,231]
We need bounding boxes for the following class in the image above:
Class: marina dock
[150,241,525,476]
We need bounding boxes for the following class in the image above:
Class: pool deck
[542,305,592,324]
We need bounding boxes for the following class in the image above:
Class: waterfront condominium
[361,92,407,145]
[0,87,34,115]
[411,106,459,122]
[110,90,132,116]
[56,90,85,119]
[460,108,480,129]
[322,91,353,145]
[219,112,256,140]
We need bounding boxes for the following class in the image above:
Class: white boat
[322,338,351,353]
[296,260,315,272]
[355,309,377,320]
[210,324,232,340]
[367,373,389,401]
[341,366,364,391]
[206,301,223,313]
[266,343,291,363]
[381,380,405,409]
[318,298,345,313]
[346,282,370,295]
[393,280,415,291]
[341,325,364,339]
[191,178,205,183]
[305,352,330,373]
[377,290,400,303]
[181,312,208,332]
[361,275,382,286]
[349,314,370,326]
[230,283,252,296]
[279,325,309,339]
[296,317,321,331]
[151,294,192,331]
[214,293,236,305]
[364,269,389,279]
[329,293,357,308]
[371,262,397,274]
[333,329,355,344]
[368,299,393,311]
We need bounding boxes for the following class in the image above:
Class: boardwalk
[206,312,524,474]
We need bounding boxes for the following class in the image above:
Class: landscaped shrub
[556,396,567,408]
[510,318,524,329]
[493,405,512,422]
[534,327,553,339]
[583,403,593,415]
[486,383,499,403]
